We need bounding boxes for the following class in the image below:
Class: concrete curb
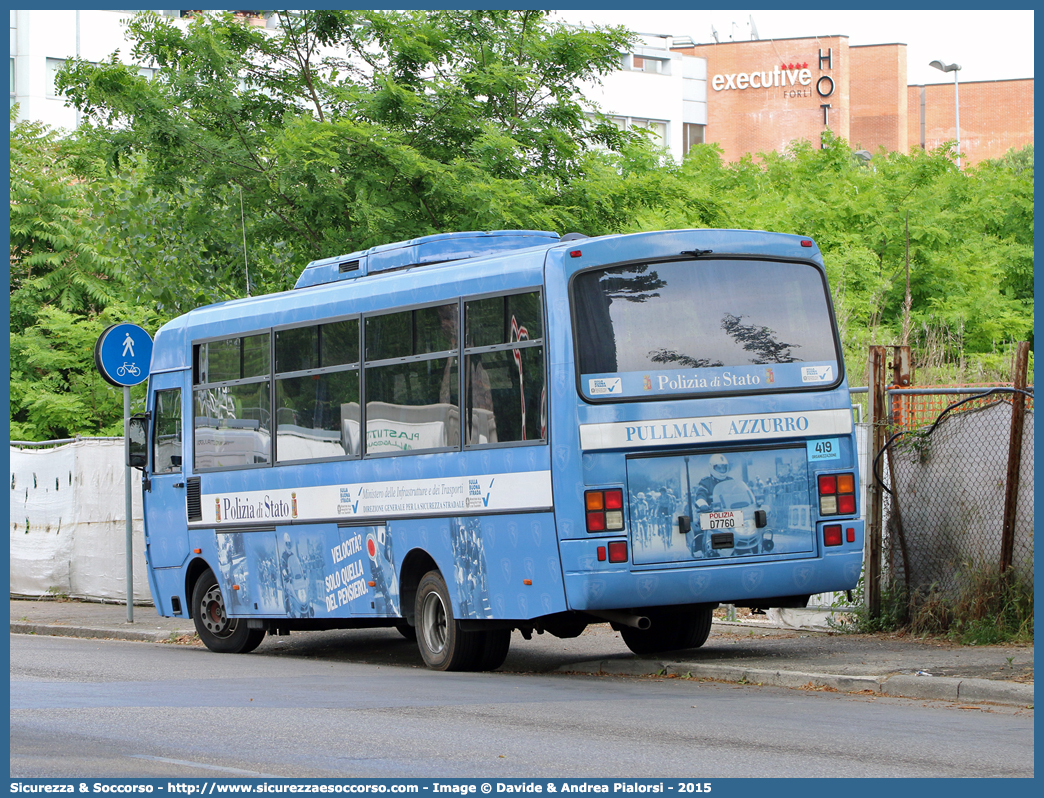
[565,659,1035,708]
[10,622,193,644]
[11,622,1034,707]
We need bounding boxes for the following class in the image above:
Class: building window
[623,54,670,75]
[607,116,668,149]
[47,57,151,99]
[633,56,661,74]
[683,123,706,156]
[45,58,65,98]
[632,118,667,148]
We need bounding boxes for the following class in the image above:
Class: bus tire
[415,570,483,671]
[395,623,417,641]
[675,605,713,650]
[191,568,266,654]
[475,629,512,671]
[620,606,712,655]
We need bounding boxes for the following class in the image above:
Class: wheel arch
[398,548,439,627]
[184,557,215,620]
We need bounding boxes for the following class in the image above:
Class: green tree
[571,132,1032,376]
[57,9,638,287]
[9,113,151,440]
[10,303,157,441]
[10,112,125,332]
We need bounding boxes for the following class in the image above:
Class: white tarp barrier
[10,438,151,602]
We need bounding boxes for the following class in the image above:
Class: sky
[553,9,1034,86]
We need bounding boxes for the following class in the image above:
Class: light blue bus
[129,228,863,670]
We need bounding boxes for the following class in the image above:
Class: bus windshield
[573,258,840,400]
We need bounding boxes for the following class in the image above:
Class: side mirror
[127,414,149,469]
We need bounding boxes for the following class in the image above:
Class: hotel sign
[712,64,813,92]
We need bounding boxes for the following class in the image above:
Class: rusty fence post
[1000,341,1030,574]
[865,345,888,618]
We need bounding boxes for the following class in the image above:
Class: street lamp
[929,59,961,169]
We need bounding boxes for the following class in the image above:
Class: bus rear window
[572,258,840,399]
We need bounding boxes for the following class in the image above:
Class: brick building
[911,78,1034,164]
[674,36,1033,166]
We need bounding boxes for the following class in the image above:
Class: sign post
[94,323,153,623]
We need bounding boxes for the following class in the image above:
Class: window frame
[462,288,547,450]
[192,329,273,473]
[362,299,463,459]
[186,289,550,471]
[272,313,362,466]
[568,254,845,404]
[152,387,183,475]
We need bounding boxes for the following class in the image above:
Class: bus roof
[294,230,562,289]
[149,228,822,373]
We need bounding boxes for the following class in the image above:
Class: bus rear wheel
[620,605,713,655]
[475,628,512,671]
[395,622,417,641]
[191,568,266,654]
[415,570,484,671]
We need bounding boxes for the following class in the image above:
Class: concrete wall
[580,33,707,161]
[10,10,162,131]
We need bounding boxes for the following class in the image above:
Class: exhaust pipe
[589,610,651,630]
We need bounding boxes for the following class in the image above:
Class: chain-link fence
[880,389,1033,599]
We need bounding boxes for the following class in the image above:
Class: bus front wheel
[415,570,484,671]
[191,568,266,654]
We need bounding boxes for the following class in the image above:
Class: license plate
[700,510,743,530]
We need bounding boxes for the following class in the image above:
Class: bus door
[145,371,190,568]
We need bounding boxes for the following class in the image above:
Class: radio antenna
[239,185,250,297]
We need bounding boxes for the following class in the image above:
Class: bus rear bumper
[560,542,863,612]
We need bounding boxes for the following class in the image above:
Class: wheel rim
[420,589,448,656]
[199,585,236,639]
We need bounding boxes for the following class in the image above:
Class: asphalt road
[10,633,1034,779]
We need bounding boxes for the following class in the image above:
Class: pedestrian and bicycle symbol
[95,323,153,387]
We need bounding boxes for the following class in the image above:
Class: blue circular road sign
[95,323,153,387]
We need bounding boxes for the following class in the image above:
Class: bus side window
[193,334,272,470]
[464,291,546,446]
[274,319,361,462]
[364,304,460,455]
[154,388,183,473]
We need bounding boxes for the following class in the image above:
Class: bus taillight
[823,524,843,547]
[817,472,856,516]
[586,488,625,532]
[607,541,628,563]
